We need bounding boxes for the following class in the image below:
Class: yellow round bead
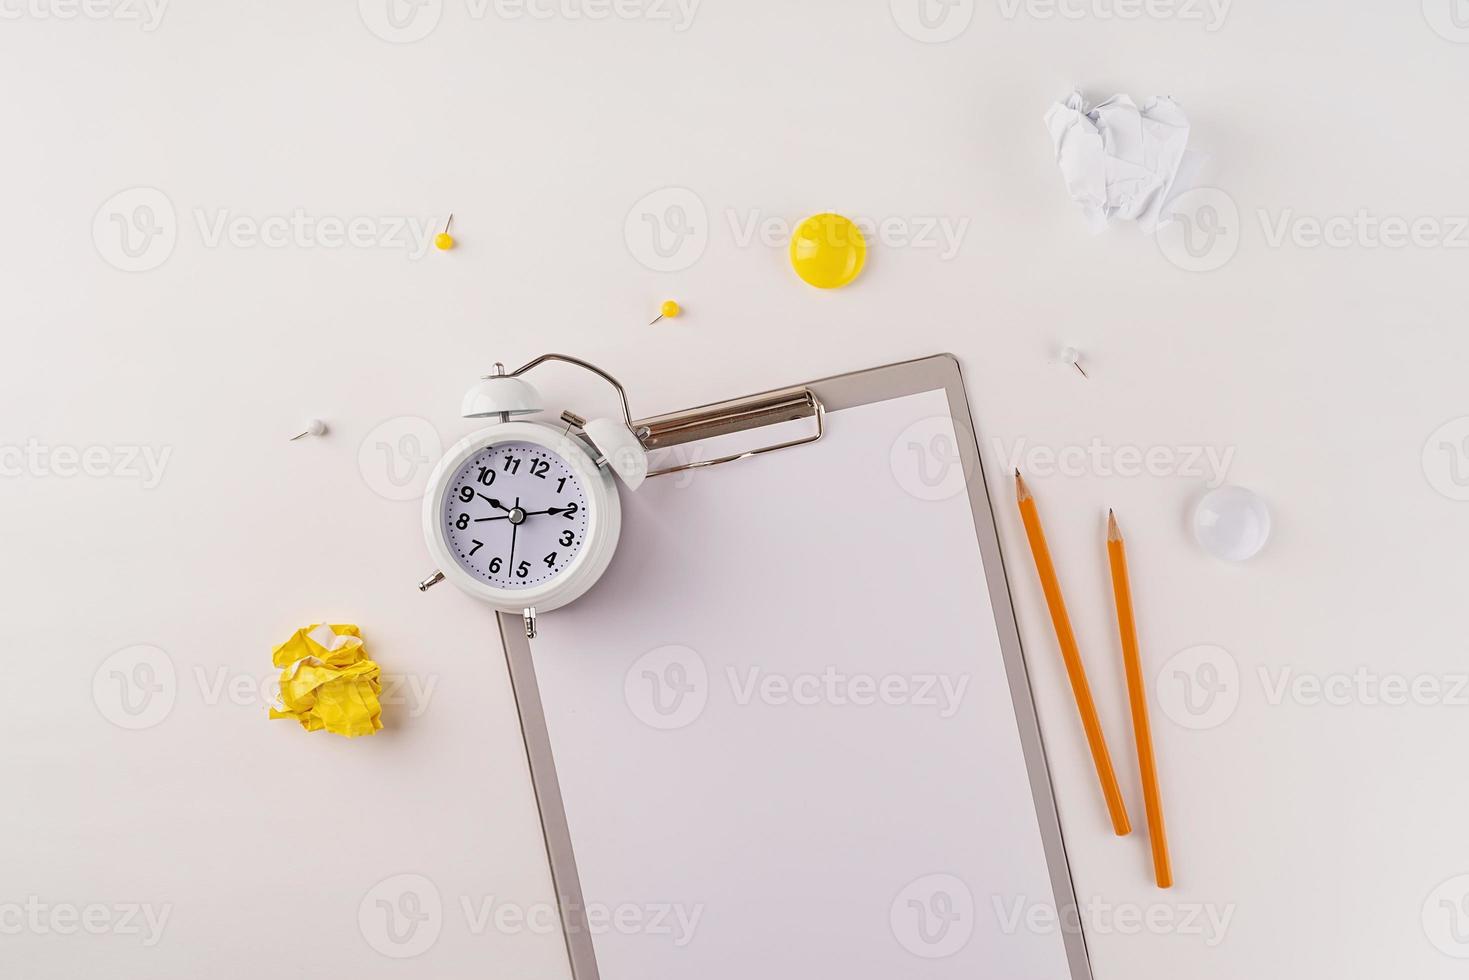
[435,233,455,251]
[660,300,681,318]
[789,213,866,289]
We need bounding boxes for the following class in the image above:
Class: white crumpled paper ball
[1043,89,1202,235]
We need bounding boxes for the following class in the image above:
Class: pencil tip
[1107,510,1122,540]
[1014,471,1031,500]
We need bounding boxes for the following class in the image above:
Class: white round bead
[1192,485,1271,561]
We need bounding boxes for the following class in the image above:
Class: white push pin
[289,419,327,441]
[1057,345,1088,379]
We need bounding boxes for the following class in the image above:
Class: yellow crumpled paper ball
[269,623,383,738]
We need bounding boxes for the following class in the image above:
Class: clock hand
[521,506,571,517]
[479,495,511,512]
[505,496,519,578]
[472,515,509,522]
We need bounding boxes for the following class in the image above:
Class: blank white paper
[528,388,1073,980]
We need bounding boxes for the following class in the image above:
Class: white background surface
[5,2,1469,978]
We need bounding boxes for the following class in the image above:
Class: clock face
[440,440,591,590]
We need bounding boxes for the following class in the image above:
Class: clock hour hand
[478,494,512,512]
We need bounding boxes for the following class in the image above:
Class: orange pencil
[1015,472,1131,837]
[1106,511,1173,888]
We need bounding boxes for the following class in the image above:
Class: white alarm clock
[419,353,826,637]
[418,355,651,638]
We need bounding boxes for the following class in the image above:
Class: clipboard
[496,355,1093,980]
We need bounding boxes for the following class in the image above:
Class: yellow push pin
[648,299,681,325]
[789,212,866,289]
[435,214,455,251]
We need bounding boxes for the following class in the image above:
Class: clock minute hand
[506,496,520,579]
[521,506,570,517]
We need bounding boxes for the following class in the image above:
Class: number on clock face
[442,440,589,590]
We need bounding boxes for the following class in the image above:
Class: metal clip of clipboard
[500,353,825,478]
[636,386,825,478]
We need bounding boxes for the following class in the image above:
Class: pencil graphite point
[1015,470,1032,501]
[1107,509,1122,541]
